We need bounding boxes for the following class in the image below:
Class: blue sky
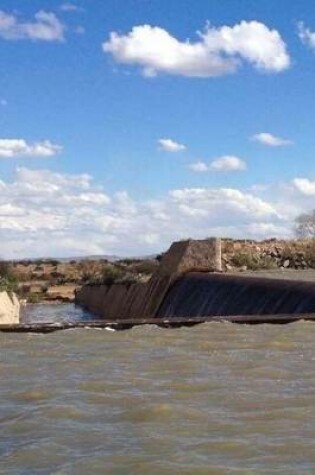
[0,0,315,257]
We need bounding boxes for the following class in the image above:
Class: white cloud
[0,139,62,158]
[170,187,276,218]
[158,138,186,152]
[189,156,246,172]
[0,10,65,42]
[1,167,310,259]
[60,3,82,12]
[252,132,292,147]
[102,21,290,78]
[292,178,315,196]
[209,155,246,171]
[188,161,209,172]
[298,22,315,51]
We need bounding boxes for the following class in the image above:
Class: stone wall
[0,292,20,325]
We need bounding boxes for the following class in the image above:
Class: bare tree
[295,209,315,238]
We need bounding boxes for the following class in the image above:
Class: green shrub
[231,251,258,269]
[231,251,277,270]
[0,261,17,293]
[130,260,159,275]
[101,266,126,284]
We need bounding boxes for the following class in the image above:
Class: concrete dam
[75,239,315,323]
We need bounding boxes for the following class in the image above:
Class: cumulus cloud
[292,178,315,196]
[252,132,292,147]
[103,21,290,78]
[0,139,62,158]
[190,156,246,172]
[298,22,315,50]
[209,155,246,171]
[170,187,276,219]
[1,167,310,259]
[188,161,209,172]
[158,138,186,152]
[0,10,65,42]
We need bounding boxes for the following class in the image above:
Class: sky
[0,0,315,258]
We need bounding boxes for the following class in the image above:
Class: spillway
[157,273,315,318]
[74,239,315,324]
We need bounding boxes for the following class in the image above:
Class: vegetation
[304,239,315,267]
[295,209,315,239]
[0,260,17,293]
[231,250,277,270]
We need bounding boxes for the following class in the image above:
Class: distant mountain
[8,253,159,263]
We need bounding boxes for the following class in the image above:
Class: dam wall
[75,238,221,319]
[76,276,172,319]
[76,237,315,320]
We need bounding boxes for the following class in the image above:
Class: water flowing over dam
[157,273,315,318]
[75,238,315,323]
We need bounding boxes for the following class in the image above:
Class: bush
[130,260,159,275]
[101,266,126,285]
[231,251,277,270]
[0,260,17,293]
[231,251,256,269]
[304,239,315,268]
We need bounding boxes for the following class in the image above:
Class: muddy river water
[1,304,315,474]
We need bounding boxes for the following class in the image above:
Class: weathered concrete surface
[0,292,20,325]
[157,238,222,275]
[76,276,172,319]
[75,238,221,319]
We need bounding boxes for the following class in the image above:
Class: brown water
[1,307,315,474]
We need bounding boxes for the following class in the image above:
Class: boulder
[0,291,20,325]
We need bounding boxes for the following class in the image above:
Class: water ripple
[1,306,315,473]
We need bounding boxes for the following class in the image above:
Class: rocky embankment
[0,292,20,324]
[222,239,315,272]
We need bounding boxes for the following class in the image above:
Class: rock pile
[221,239,315,271]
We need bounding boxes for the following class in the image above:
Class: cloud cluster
[0,167,313,258]
[0,139,62,158]
[298,22,315,51]
[189,156,246,172]
[158,138,186,152]
[252,132,292,147]
[292,178,315,196]
[0,10,65,41]
[103,21,290,77]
